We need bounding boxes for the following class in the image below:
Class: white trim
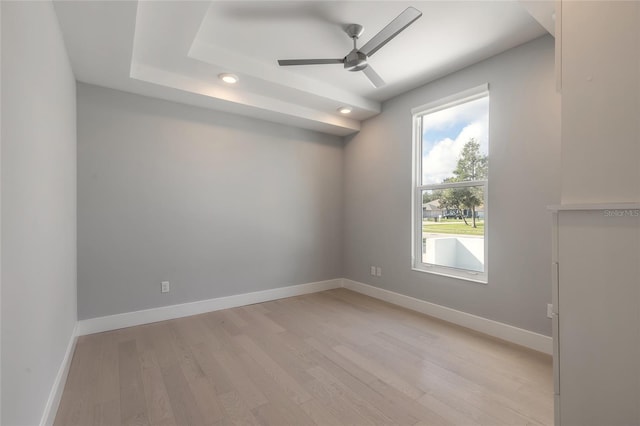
[73,277,551,354]
[417,179,487,191]
[411,86,490,283]
[413,180,489,284]
[342,279,552,355]
[547,202,640,211]
[410,266,488,284]
[410,110,421,279]
[77,279,342,336]
[40,324,78,426]
[411,83,489,115]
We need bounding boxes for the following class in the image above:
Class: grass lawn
[423,220,484,236]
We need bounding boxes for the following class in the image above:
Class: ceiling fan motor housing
[344,50,368,72]
[345,24,364,39]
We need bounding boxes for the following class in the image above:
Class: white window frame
[411,84,489,283]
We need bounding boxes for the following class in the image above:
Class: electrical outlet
[376,267,382,277]
[161,281,170,293]
[547,303,553,318]
[370,266,376,276]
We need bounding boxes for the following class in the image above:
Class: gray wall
[343,36,560,336]
[77,84,343,320]
[1,2,77,425]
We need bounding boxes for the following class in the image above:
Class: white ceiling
[53,1,552,136]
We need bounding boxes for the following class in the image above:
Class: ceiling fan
[277,7,422,88]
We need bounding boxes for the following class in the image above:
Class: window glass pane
[421,96,489,185]
[421,186,485,273]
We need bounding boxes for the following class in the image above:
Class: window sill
[412,265,488,284]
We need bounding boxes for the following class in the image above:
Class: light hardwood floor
[55,289,553,426]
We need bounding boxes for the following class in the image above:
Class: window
[411,85,489,282]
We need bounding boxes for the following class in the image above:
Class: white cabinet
[551,205,640,425]
[554,0,640,423]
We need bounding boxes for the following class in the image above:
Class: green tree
[439,139,487,228]
[454,138,487,181]
[422,190,441,204]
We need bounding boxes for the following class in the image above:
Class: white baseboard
[77,279,342,336]
[342,279,552,355]
[76,277,551,354]
[40,324,78,426]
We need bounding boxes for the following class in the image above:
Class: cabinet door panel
[558,211,640,426]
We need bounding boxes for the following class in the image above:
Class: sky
[422,96,489,185]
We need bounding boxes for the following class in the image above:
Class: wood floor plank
[304,336,379,385]
[248,331,317,385]
[161,363,207,426]
[210,348,269,409]
[332,344,425,400]
[233,334,313,404]
[92,399,122,426]
[54,335,102,426]
[234,350,316,424]
[306,365,405,425]
[55,289,553,426]
[371,329,552,424]
[168,322,207,380]
[139,350,177,426]
[146,324,179,371]
[190,341,235,396]
[215,310,246,336]
[241,305,286,334]
[186,375,226,425]
[118,340,150,426]
[310,354,436,426]
[298,397,345,426]
[301,376,377,425]
[97,333,121,412]
[165,324,227,421]
[218,391,260,426]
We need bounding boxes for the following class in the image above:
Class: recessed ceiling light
[338,106,352,114]
[218,73,239,84]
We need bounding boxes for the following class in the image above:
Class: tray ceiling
[54,1,550,136]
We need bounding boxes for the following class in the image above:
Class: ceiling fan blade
[278,59,344,66]
[360,7,422,58]
[362,65,385,88]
